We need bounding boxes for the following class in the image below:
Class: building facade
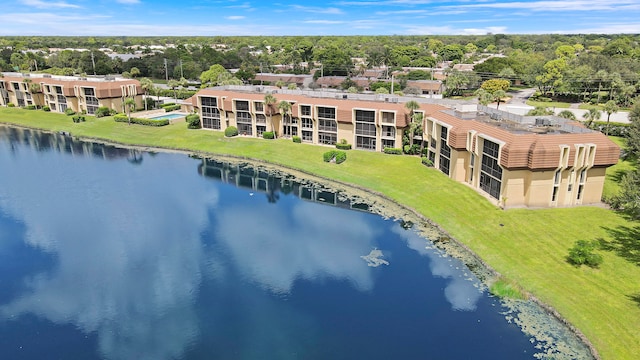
[189,88,620,209]
[0,73,142,114]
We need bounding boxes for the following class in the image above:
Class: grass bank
[2,108,640,359]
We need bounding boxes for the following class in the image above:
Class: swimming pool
[149,113,185,120]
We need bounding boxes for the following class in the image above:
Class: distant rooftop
[1,72,134,82]
[452,105,594,135]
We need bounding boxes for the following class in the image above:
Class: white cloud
[292,5,344,14]
[226,15,245,20]
[116,0,140,4]
[20,0,80,8]
[303,20,345,24]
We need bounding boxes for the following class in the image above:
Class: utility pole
[91,52,96,75]
[179,59,183,79]
[259,62,263,85]
[164,58,168,81]
[391,74,394,94]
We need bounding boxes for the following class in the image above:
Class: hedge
[64,108,76,116]
[185,114,201,129]
[163,104,181,112]
[292,136,301,143]
[336,143,352,150]
[262,131,275,139]
[7,103,15,107]
[72,115,86,123]
[592,121,630,137]
[383,147,403,155]
[225,126,239,137]
[95,106,114,118]
[25,105,37,110]
[42,106,51,112]
[323,150,347,164]
[113,114,169,127]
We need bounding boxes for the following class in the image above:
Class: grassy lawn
[2,108,640,359]
[526,99,572,108]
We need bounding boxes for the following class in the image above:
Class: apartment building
[0,73,142,114]
[188,88,621,208]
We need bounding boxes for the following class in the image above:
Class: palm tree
[124,97,136,125]
[475,88,493,106]
[264,93,277,136]
[493,90,506,109]
[277,100,292,137]
[557,110,576,120]
[140,78,154,111]
[28,82,41,108]
[603,100,619,136]
[167,79,180,100]
[583,108,601,129]
[404,100,420,153]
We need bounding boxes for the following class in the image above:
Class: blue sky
[3,0,640,36]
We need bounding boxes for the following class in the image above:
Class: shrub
[323,150,347,164]
[567,240,603,268]
[185,113,201,129]
[384,147,402,155]
[489,277,528,300]
[262,131,275,139]
[421,156,434,167]
[95,106,113,118]
[42,106,50,112]
[64,108,76,116]
[25,105,37,110]
[161,102,176,107]
[7,103,15,107]
[224,126,239,137]
[72,115,86,123]
[163,104,181,112]
[336,139,352,150]
[113,114,169,126]
[592,121,630,137]
[292,135,301,143]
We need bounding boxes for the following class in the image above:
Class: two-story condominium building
[188,88,619,209]
[0,72,142,114]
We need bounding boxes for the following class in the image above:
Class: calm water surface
[0,126,553,359]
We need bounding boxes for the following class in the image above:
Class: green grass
[2,107,640,359]
[490,277,529,300]
[526,99,571,108]
[603,137,636,200]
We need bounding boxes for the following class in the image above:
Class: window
[381,112,394,124]
[201,97,217,107]
[469,154,475,183]
[57,95,67,104]
[356,136,376,150]
[83,88,95,96]
[254,101,264,112]
[238,123,252,136]
[319,132,337,145]
[381,126,395,138]
[382,139,395,149]
[318,119,336,132]
[439,127,451,176]
[255,114,266,124]
[317,106,335,119]
[479,139,502,200]
[236,111,252,123]
[300,105,311,116]
[302,130,313,142]
[355,110,377,151]
[552,170,561,202]
[302,118,313,129]
[256,125,266,136]
[235,100,249,111]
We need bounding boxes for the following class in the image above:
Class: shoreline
[0,122,599,359]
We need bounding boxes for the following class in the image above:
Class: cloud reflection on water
[392,226,482,311]
[0,144,217,360]
[215,200,379,294]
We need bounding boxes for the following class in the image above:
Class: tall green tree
[626,101,640,158]
[124,97,136,125]
[603,100,619,136]
[167,79,180,100]
[199,64,227,88]
[139,77,154,111]
[264,93,277,136]
[583,108,601,128]
[404,100,420,153]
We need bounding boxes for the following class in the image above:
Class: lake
[0,125,591,360]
